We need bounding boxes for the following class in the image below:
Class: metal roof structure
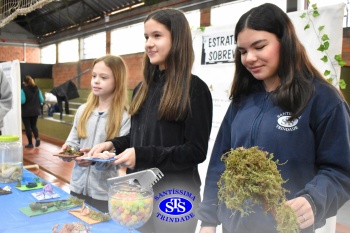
[13,0,145,40]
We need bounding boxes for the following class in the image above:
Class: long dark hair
[230,3,329,119]
[129,8,194,121]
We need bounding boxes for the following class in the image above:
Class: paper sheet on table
[31,191,60,200]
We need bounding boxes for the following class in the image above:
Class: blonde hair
[77,55,129,139]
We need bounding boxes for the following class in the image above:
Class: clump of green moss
[60,147,84,156]
[88,208,110,221]
[68,196,85,206]
[217,146,299,233]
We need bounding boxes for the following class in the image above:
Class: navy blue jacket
[196,78,350,233]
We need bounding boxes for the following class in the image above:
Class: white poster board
[0,60,22,139]
[192,3,344,233]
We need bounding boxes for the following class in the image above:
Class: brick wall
[0,45,40,63]
[342,28,350,66]
[122,53,145,89]
[51,53,144,90]
[52,63,79,86]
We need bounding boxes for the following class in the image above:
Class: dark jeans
[22,116,39,145]
[70,191,108,213]
[57,96,69,119]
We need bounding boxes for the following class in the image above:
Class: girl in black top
[88,8,213,233]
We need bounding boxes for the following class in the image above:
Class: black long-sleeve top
[110,71,213,196]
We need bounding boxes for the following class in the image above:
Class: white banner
[0,60,22,139]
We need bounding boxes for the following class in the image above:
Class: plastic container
[0,135,23,183]
[109,180,154,231]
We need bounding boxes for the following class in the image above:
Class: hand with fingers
[59,144,76,162]
[75,156,93,167]
[286,196,315,229]
[113,148,136,170]
[86,141,114,157]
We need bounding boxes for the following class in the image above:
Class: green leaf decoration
[317,44,325,52]
[323,41,330,50]
[302,3,347,88]
[321,34,329,41]
[334,55,346,66]
[313,10,320,17]
[197,26,206,32]
[335,54,342,61]
[339,79,347,89]
[318,25,325,32]
[339,60,346,67]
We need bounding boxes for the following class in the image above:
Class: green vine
[300,1,347,89]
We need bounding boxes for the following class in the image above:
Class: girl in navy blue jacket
[196,3,350,233]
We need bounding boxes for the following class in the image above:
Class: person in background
[87,8,213,233]
[60,55,130,213]
[21,75,44,148]
[196,3,350,233]
[48,103,60,117]
[0,68,12,135]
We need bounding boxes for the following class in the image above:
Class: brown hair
[23,75,35,87]
[129,8,194,121]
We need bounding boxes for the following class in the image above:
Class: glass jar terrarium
[0,135,23,183]
[108,180,154,233]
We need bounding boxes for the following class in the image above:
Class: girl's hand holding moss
[286,196,315,229]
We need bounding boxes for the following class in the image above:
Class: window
[211,0,286,27]
[185,9,200,30]
[58,39,79,63]
[40,44,56,64]
[111,9,200,56]
[81,32,106,59]
[111,22,144,55]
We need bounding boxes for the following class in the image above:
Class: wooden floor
[22,133,350,233]
[22,133,73,193]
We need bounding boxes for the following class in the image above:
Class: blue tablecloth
[0,169,139,233]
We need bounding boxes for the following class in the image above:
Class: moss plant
[60,147,83,156]
[87,208,110,221]
[218,146,299,233]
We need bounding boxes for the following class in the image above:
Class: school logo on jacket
[154,189,195,223]
[276,112,300,132]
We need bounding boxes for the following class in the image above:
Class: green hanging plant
[300,1,347,89]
